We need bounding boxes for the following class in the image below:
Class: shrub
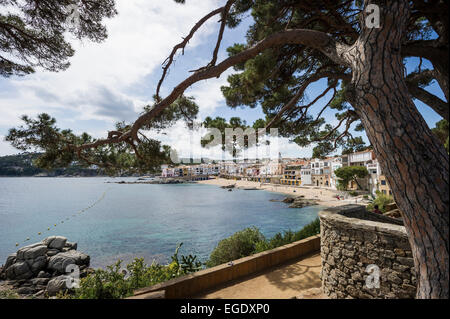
[66,243,202,299]
[367,190,394,213]
[206,227,266,267]
[292,218,321,241]
[208,219,321,266]
[349,191,358,197]
[0,289,19,299]
[335,166,369,190]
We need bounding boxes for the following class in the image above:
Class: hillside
[0,153,102,177]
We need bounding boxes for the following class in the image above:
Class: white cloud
[0,136,20,156]
[186,70,234,118]
[147,120,313,161]
[0,0,317,159]
[0,0,223,136]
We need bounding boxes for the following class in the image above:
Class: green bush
[367,190,394,213]
[207,218,321,266]
[0,289,19,299]
[206,227,265,267]
[349,191,358,197]
[64,243,202,299]
[293,218,321,240]
[60,219,323,298]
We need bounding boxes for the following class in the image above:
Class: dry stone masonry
[319,205,417,299]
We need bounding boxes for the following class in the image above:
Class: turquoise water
[0,177,322,268]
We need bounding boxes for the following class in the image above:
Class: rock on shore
[288,196,319,208]
[269,196,318,208]
[0,236,91,298]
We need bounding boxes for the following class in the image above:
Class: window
[381,180,386,185]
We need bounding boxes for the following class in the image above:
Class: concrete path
[195,252,326,299]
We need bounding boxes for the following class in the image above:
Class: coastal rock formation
[114,178,187,185]
[269,196,318,208]
[288,197,318,208]
[48,250,90,273]
[0,236,90,298]
[221,184,235,189]
[46,275,71,296]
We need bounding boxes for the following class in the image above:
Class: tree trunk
[350,0,449,298]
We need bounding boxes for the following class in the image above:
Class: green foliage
[5,1,445,171]
[0,153,106,176]
[334,166,369,190]
[5,113,173,175]
[219,4,370,157]
[201,116,266,158]
[349,191,358,197]
[143,95,199,131]
[0,289,19,299]
[207,227,265,267]
[5,94,201,174]
[207,219,321,267]
[0,0,117,77]
[432,119,449,153]
[367,191,394,213]
[255,218,321,253]
[341,137,368,155]
[69,243,202,299]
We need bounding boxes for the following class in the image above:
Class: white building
[329,158,343,189]
[260,159,284,176]
[300,164,312,185]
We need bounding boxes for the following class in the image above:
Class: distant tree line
[0,153,103,177]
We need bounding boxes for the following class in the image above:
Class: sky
[0,0,445,160]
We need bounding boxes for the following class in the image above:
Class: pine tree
[4,0,449,298]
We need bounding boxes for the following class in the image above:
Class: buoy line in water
[16,188,110,247]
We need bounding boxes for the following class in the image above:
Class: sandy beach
[197,178,366,207]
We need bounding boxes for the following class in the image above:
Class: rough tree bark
[347,0,449,298]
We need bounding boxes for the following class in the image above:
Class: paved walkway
[195,252,326,299]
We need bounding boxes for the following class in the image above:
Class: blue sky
[0,0,445,158]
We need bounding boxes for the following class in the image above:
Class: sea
[0,177,323,268]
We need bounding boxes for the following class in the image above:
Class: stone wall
[319,205,417,299]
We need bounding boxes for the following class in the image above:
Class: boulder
[48,250,90,274]
[37,271,51,278]
[23,245,47,260]
[43,236,67,250]
[46,275,70,296]
[16,286,37,295]
[65,242,78,250]
[28,255,47,274]
[31,277,50,286]
[288,198,318,208]
[5,261,33,280]
[282,197,295,203]
[2,236,90,298]
[4,253,17,269]
[16,243,46,260]
[46,249,60,257]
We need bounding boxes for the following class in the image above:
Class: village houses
[160,149,392,195]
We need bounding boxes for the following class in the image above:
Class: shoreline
[197,178,366,208]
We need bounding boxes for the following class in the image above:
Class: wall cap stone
[319,205,408,239]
